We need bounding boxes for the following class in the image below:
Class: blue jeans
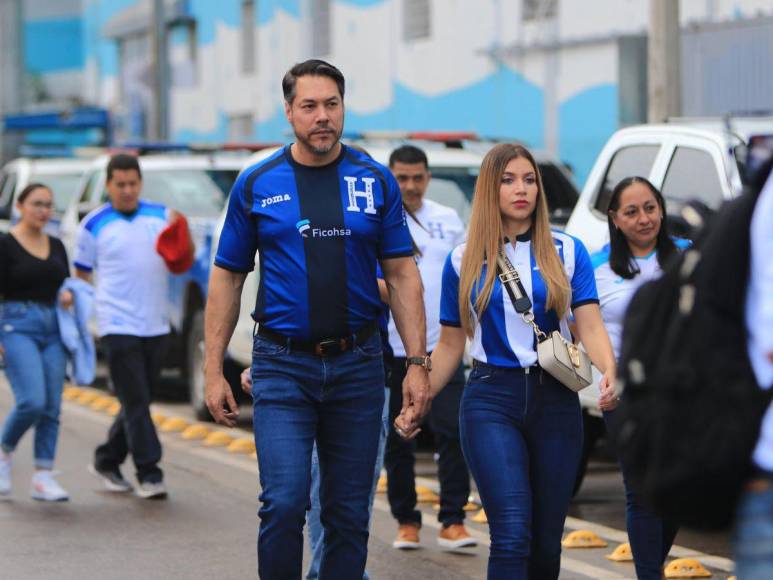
[306,388,390,580]
[603,410,678,580]
[0,301,68,469]
[733,478,773,580]
[251,332,385,580]
[460,364,582,580]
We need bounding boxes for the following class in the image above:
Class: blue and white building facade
[13,0,773,186]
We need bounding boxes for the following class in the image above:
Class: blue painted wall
[24,18,84,73]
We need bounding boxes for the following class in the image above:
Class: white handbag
[496,247,593,392]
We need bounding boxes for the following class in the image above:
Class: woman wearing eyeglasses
[0,183,72,502]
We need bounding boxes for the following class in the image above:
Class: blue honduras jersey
[215,145,413,340]
[440,230,599,368]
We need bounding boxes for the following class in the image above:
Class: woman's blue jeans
[1,301,67,469]
[603,410,679,580]
[460,363,582,580]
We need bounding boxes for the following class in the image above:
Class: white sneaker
[0,452,11,500]
[135,480,167,500]
[30,471,69,502]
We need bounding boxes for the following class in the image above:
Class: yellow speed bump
[203,431,235,447]
[415,485,439,503]
[376,475,387,493]
[76,391,99,405]
[227,438,256,454]
[663,558,711,578]
[606,542,634,561]
[107,402,121,416]
[90,396,115,412]
[471,508,488,523]
[433,501,479,512]
[159,417,190,433]
[151,413,167,427]
[63,386,82,400]
[181,424,210,440]
[561,530,608,549]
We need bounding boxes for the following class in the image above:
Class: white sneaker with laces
[0,452,11,499]
[135,480,167,500]
[30,471,69,502]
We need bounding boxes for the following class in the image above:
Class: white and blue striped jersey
[74,200,171,338]
[440,230,599,368]
[592,240,690,359]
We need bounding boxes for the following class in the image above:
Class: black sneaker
[88,463,133,493]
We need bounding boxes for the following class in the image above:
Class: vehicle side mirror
[549,207,572,226]
[78,202,96,221]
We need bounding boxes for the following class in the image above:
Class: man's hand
[400,365,431,431]
[205,374,240,427]
[59,289,74,309]
[240,367,252,396]
[394,407,421,440]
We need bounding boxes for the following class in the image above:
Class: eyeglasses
[28,201,54,209]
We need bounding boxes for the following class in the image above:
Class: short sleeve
[379,172,413,259]
[214,171,259,272]
[74,225,97,273]
[439,251,462,327]
[451,212,466,247]
[570,238,599,309]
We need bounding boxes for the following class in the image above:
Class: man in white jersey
[735,160,773,579]
[74,154,172,499]
[384,145,476,550]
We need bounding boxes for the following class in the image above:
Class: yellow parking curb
[76,391,99,405]
[227,439,256,454]
[433,501,479,512]
[106,401,121,417]
[181,424,210,440]
[90,396,115,412]
[471,508,487,523]
[561,530,608,548]
[376,475,387,493]
[606,542,634,561]
[151,413,167,427]
[415,485,439,503]
[250,451,257,460]
[159,417,190,433]
[203,431,235,447]
[63,386,82,400]
[663,558,712,578]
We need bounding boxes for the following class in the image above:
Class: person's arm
[74,268,92,284]
[574,303,617,408]
[203,266,247,426]
[380,256,430,426]
[429,325,466,397]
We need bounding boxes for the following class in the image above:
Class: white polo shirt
[746,173,773,471]
[387,198,465,357]
[74,201,171,338]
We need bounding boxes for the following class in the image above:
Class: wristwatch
[405,355,432,371]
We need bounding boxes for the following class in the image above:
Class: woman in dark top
[0,183,72,502]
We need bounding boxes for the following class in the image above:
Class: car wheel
[186,310,212,421]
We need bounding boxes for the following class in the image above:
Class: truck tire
[186,310,212,421]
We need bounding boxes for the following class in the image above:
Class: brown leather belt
[257,322,378,356]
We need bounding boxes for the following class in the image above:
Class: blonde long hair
[459,143,570,337]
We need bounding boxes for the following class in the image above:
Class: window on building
[310,0,331,56]
[661,147,725,209]
[593,145,660,213]
[403,0,431,42]
[241,1,256,74]
[522,0,557,21]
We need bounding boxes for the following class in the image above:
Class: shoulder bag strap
[496,244,547,342]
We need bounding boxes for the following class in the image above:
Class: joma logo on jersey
[261,194,291,208]
[296,219,351,239]
[344,176,377,215]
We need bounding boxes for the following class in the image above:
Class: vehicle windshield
[139,170,225,217]
[206,169,241,197]
[426,168,478,224]
[30,171,84,214]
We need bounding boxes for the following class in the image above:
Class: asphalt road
[0,377,737,579]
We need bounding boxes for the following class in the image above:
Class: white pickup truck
[564,119,772,491]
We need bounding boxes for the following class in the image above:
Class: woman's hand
[59,290,74,309]
[598,368,618,411]
[393,407,421,440]
[240,367,252,396]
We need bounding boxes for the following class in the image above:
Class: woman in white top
[592,176,685,580]
[398,143,616,579]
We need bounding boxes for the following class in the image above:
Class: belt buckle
[315,338,346,356]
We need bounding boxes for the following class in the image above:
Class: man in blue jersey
[204,60,430,579]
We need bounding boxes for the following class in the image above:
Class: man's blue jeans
[733,478,773,580]
[603,410,678,579]
[306,388,390,580]
[251,332,385,579]
[0,301,67,469]
[459,363,582,580]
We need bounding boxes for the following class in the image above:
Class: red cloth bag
[156,213,195,274]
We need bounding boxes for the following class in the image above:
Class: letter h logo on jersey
[344,176,377,215]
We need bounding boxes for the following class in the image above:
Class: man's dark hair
[106,153,142,182]
[282,59,345,104]
[389,145,429,169]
